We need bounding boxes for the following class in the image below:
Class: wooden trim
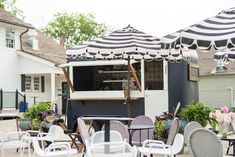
[62,67,75,93]
[130,64,141,91]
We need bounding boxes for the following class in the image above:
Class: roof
[21,30,66,65]
[0,9,33,28]
[198,50,235,76]
[0,9,66,65]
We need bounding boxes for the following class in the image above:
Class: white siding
[0,26,21,91]
[0,24,66,110]
[199,75,235,108]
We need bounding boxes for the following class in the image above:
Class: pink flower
[221,106,229,114]
[229,112,235,120]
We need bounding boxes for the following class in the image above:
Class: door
[145,90,168,121]
[61,82,69,114]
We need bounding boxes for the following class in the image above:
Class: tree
[0,0,24,19]
[42,12,107,48]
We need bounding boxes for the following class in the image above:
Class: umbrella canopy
[162,7,235,54]
[67,25,190,61]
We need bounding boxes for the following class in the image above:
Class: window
[25,75,42,92]
[33,76,40,91]
[144,60,163,90]
[25,76,32,91]
[5,29,15,48]
[73,63,141,91]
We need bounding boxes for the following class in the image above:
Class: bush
[180,102,212,127]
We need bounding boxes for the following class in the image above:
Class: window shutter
[41,76,45,92]
[21,74,25,92]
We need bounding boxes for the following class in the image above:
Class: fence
[0,89,26,111]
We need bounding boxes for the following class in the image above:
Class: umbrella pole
[127,56,131,117]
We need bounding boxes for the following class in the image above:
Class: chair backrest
[166,117,179,145]
[0,131,31,149]
[189,128,223,157]
[91,130,123,145]
[87,141,137,157]
[184,121,202,146]
[102,121,129,142]
[77,118,90,145]
[48,125,65,140]
[171,133,184,155]
[32,135,46,156]
[130,115,153,144]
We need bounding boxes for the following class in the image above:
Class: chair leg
[227,141,231,155]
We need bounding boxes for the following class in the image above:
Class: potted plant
[180,102,212,128]
[210,106,235,137]
[23,101,58,131]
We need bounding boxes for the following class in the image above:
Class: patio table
[128,124,153,146]
[220,134,235,156]
[80,116,133,142]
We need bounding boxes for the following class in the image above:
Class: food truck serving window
[73,63,141,91]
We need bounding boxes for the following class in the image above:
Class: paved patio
[0,119,230,157]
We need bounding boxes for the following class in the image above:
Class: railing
[0,89,26,111]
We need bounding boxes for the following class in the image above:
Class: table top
[220,134,235,140]
[128,124,154,130]
[80,116,134,121]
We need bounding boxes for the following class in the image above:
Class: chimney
[28,29,38,50]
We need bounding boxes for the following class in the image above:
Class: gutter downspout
[227,87,234,107]
[19,27,29,52]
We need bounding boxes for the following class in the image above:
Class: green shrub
[180,102,212,127]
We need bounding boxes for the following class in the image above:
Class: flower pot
[218,123,229,137]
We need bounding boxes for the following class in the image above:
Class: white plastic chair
[91,130,123,144]
[86,141,137,157]
[32,132,77,157]
[138,133,184,157]
[37,125,65,145]
[102,121,129,143]
[0,131,31,157]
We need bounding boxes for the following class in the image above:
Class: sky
[15,0,234,38]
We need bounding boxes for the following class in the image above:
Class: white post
[163,60,168,90]
[141,59,145,94]
[51,73,56,103]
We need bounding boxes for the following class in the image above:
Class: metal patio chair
[130,115,153,146]
[184,121,202,155]
[189,128,223,157]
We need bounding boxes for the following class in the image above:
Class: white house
[0,9,67,113]
[198,51,235,108]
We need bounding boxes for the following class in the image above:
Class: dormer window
[5,29,15,48]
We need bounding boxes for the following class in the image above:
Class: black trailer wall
[67,98,144,130]
[168,61,199,113]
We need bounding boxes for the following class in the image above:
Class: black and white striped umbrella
[66,25,190,62]
[214,49,235,60]
[162,7,235,52]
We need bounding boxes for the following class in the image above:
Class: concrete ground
[0,119,230,157]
